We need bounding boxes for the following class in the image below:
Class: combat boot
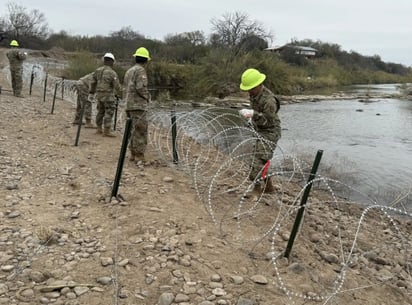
[263,177,276,194]
[129,152,136,162]
[96,126,103,134]
[84,119,95,129]
[103,128,116,137]
[244,183,261,199]
[135,152,145,161]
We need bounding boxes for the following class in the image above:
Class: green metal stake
[171,110,178,164]
[110,118,133,201]
[51,83,58,114]
[74,104,86,147]
[284,149,323,259]
[29,67,35,95]
[43,73,48,102]
[61,77,65,99]
[113,96,119,131]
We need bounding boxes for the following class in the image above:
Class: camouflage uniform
[6,48,27,96]
[249,86,281,181]
[123,63,150,157]
[74,73,94,123]
[90,65,121,131]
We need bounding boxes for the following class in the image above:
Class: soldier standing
[239,68,281,193]
[123,47,151,162]
[73,72,95,128]
[89,53,121,137]
[6,40,27,97]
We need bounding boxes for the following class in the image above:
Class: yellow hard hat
[10,40,19,47]
[240,68,266,91]
[133,47,151,60]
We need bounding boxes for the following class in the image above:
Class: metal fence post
[171,110,178,164]
[111,118,133,200]
[43,73,48,102]
[29,66,35,95]
[284,149,323,259]
[51,82,58,114]
[61,77,65,99]
[74,105,86,147]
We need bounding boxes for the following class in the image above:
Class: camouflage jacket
[6,49,27,68]
[76,73,94,94]
[250,86,281,135]
[90,65,121,102]
[123,64,150,111]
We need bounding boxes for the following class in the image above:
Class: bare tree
[110,26,144,40]
[210,11,272,48]
[164,31,206,46]
[182,31,206,46]
[0,2,49,39]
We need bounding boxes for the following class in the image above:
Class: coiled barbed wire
[148,107,411,304]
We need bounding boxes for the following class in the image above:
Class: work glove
[239,108,254,119]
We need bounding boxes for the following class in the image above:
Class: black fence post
[74,105,86,147]
[61,77,65,99]
[51,82,58,114]
[43,73,48,102]
[171,110,178,164]
[284,150,323,259]
[113,96,119,131]
[111,118,133,200]
[29,66,35,95]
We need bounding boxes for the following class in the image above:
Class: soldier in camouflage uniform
[239,68,281,193]
[123,47,151,162]
[89,53,121,137]
[73,72,95,128]
[6,40,27,97]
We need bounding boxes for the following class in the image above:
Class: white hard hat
[103,52,115,61]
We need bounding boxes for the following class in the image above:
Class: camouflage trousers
[249,130,280,181]
[74,90,92,122]
[127,110,148,155]
[10,67,23,96]
[96,100,115,129]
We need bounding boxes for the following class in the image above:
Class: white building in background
[265,44,318,57]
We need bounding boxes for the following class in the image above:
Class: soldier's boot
[263,177,276,194]
[84,119,96,129]
[135,152,145,161]
[96,126,103,134]
[103,128,116,137]
[244,183,261,199]
[129,152,136,162]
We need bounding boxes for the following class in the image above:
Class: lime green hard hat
[240,68,266,91]
[133,47,151,60]
[10,39,19,47]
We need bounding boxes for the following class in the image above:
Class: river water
[279,84,412,207]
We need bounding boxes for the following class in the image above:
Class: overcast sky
[6,0,412,65]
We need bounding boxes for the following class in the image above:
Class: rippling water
[279,92,412,206]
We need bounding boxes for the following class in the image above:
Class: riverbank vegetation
[2,3,412,99]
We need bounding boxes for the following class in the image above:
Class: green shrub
[63,52,99,80]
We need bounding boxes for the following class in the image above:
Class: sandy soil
[0,47,411,305]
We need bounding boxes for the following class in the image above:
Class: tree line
[1,2,411,99]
